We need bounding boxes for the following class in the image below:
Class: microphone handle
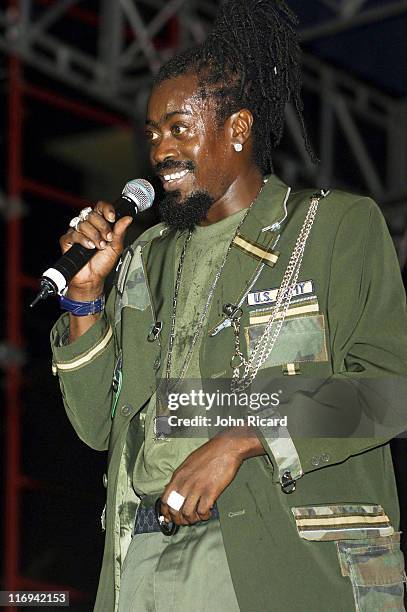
[46,196,138,289]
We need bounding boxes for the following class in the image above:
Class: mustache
[154,160,195,175]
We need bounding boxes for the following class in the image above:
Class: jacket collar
[206,174,292,333]
[142,174,293,337]
[242,173,291,236]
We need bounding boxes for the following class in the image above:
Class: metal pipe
[301,0,407,42]
[4,3,23,605]
[23,82,131,127]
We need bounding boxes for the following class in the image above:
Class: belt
[134,496,219,537]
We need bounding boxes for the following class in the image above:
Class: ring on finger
[69,216,81,231]
[79,206,93,222]
[167,490,185,512]
[69,206,93,232]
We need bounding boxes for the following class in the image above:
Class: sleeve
[50,288,117,451]
[259,197,407,487]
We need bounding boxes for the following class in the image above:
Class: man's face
[145,72,235,228]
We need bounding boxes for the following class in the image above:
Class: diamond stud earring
[233,143,243,152]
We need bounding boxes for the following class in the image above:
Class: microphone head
[122,179,155,212]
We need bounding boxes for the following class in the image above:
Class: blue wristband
[59,294,105,316]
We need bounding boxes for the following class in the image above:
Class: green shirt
[132,209,247,496]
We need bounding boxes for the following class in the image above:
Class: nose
[151,135,178,166]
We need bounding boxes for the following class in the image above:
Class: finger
[60,229,96,252]
[161,485,188,525]
[94,200,116,223]
[159,500,172,524]
[180,494,201,524]
[167,507,190,526]
[196,495,214,521]
[75,220,108,250]
[159,501,188,526]
[85,210,114,242]
[111,216,133,242]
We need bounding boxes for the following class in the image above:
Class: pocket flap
[336,533,406,585]
[291,504,394,541]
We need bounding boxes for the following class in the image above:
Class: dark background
[1,1,407,610]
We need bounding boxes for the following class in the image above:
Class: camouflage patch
[291,504,394,542]
[336,533,406,611]
[261,415,303,486]
[116,244,150,326]
[116,249,133,296]
[245,313,328,369]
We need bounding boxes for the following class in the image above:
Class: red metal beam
[23,82,131,128]
[22,178,87,209]
[34,0,99,27]
[4,12,23,604]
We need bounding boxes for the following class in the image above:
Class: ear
[229,109,254,146]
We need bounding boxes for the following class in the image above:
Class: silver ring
[79,206,93,222]
[167,490,185,512]
[69,207,92,232]
[69,216,81,231]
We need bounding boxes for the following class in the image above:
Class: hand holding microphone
[31,179,155,307]
[59,201,132,301]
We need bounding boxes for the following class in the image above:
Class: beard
[158,189,215,231]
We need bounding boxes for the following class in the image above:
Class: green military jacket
[50,176,407,612]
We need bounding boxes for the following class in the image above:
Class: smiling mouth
[161,169,191,190]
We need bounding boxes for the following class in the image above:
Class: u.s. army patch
[248,280,315,307]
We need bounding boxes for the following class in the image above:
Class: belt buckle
[154,497,179,536]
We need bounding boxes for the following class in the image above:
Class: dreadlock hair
[154,0,316,174]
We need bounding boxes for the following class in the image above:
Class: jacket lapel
[207,175,292,333]
[141,228,177,360]
[139,175,293,360]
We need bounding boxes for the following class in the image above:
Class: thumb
[111,216,133,246]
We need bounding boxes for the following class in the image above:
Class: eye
[172,124,188,136]
[145,130,159,143]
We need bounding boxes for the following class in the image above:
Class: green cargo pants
[118,519,240,611]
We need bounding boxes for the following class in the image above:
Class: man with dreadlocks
[51,1,407,610]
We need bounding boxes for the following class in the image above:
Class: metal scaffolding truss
[0,0,217,115]
[281,52,407,204]
[1,0,407,105]
[0,0,406,209]
[309,0,407,40]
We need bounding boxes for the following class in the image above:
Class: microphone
[30,178,155,308]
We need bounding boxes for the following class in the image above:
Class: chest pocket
[245,298,328,370]
[117,245,150,312]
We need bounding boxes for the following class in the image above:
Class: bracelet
[59,294,105,317]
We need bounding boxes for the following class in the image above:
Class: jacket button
[311,456,320,467]
[281,470,296,494]
[321,453,330,463]
[102,473,108,488]
[121,405,133,417]
[153,357,161,371]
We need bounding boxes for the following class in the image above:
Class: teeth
[163,169,189,182]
